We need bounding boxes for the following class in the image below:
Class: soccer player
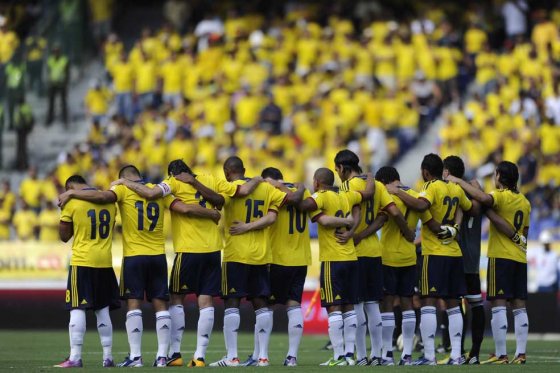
[446,161,531,364]
[58,165,218,367]
[113,159,259,367]
[209,156,302,367]
[299,168,374,366]
[334,150,415,366]
[386,154,472,365]
[55,175,119,368]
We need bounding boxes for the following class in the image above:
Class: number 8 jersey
[60,196,117,267]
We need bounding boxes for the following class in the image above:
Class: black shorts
[419,255,466,299]
[464,273,482,302]
[170,251,221,296]
[487,257,527,300]
[120,254,169,302]
[357,256,383,302]
[320,260,359,307]
[269,264,307,304]
[383,265,416,297]
[221,261,270,299]
[66,266,120,311]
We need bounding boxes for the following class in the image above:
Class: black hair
[375,166,400,184]
[496,161,519,192]
[421,153,443,178]
[167,159,194,177]
[334,149,362,174]
[443,155,465,179]
[261,167,283,180]
[223,156,245,173]
[314,168,335,186]
[65,175,87,190]
[118,164,141,179]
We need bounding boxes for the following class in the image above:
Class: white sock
[224,308,240,359]
[328,311,344,359]
[401,310,416,357]
[343,310,357,356]
[381,312,395,359]
[126,310,143,359]
[168,305,185,356]
[255,308,273,360]
[252,323,259,360]
[420,306,437,360]
[447,307,463,360]
[513,308,529,356]
[354,303,367,360]
[156,311,171,359]
[491,306,507,357]
[95,306,113,361]
[194,307,214,360]
[365,302,382,358]
[69,309,86,361]
[287,306,303,358]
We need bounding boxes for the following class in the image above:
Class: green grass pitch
[0,331,558,371]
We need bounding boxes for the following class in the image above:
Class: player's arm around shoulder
[58,188,117,208]
[229,210,278,236]
[387,182,430,212]
[446,175,493,207]
[111,178,165,200]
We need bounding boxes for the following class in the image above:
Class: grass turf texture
[0,331,558,371]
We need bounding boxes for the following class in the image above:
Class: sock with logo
[342,310,357,356]
[168,305,185,356]
[328,311,344,359]
[354,303,367,360]
[401,310,416,357]
[365,302,382,358]
[126,310,143,359]
[194,307,214,360]
[255,308,273,360]
[95,306,113,361]
[155,311,171,359]
[513,308,529,356]
[224,308,240,360]
[287,306,303,358]
[470,302,485,358]
[447,307,463,360]
[381,312,395,359]
[491,306,507,357]
[420,306,437,361]
[69,309,86,362]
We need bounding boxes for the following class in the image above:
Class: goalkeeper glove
[510,232,527,253]
[438,224,459,244]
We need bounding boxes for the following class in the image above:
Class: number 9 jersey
[60,198,117,267]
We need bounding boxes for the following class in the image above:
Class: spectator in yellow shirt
[160,51,183,107]
[134,51,158,110]
[111,52,135,121]
[19,167,42,211]
[38,200,60,242]
[12,202,37,240]
[85,80,111,122]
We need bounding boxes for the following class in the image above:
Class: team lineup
[54,149,531,368]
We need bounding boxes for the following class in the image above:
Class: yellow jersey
[310,189,361,262]
[110,183,165,257]
[13,209,37,240]
[269,185,312,266]
[223,179,286,265]
[418,180,472,257]
[38,208,60,242]
[19,178,42,208]
[488,189,531,263]
[340,177,394,257]
[381,187,431,267]
[60,196,116,268]
[159,175,238,253]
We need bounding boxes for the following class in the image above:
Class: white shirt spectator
[501,1,528,37]
[535,248,558,288]
[510,97,539,123]
[194,16,224,51]
[545,95,560,125]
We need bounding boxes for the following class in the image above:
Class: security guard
[5,54,26,130]
[46,46,69,127]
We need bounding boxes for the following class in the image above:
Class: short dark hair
[375,166,400,184]
[314,168,335,186]
[261,167,283,180]
[224,156,245,173]
[118,164,141,179]
[167,159,194,177]
[496,161,519,191]
[65,175,87,190]
[334,149,362,174]
[421,153,443,178]
[443,155,465,179]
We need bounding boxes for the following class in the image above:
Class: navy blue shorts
[357,256,383,302]
[221,262,270,299]
[383,265,416,297]
[320,260,359,307]
[65,266,120,311]
[120,254,169,302]
[487,257,527,300]
[269,264,307,304]
[419,255,466,299]
[170,251,221,296]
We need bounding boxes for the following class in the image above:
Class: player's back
[488,189,531,263]
[61,198,116,268]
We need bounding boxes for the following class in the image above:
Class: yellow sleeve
[348,190,362,207]
[489,190,501,209]
[458,188,473,212]
[311,192,324,210]
[418,182,435,206]
[162,194,176,209]
[109,184,126,202]
[420,209,433,224]
[378,183,394,210]
[268,185,287,212]
[215,177,238,197]
[60,202,73,223]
